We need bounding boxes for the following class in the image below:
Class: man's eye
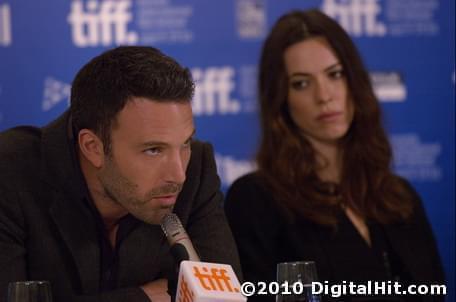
[144,147,162,156]
[290,79,309,90]
[183,138,193,148]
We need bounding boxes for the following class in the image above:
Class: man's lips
[317,111,342,121]
[152,195,178,207]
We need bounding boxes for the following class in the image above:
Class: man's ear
[78,129,105,168]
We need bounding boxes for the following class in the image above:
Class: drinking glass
[276,261,320,302]
[7,281,53,302]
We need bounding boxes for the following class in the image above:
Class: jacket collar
[40,110,101,292]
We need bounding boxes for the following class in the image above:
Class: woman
[225,9,444,302]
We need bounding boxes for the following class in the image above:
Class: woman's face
[284,37,354,147]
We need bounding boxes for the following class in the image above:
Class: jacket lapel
[49,191,100,293]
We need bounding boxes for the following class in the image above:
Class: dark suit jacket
[225,173,445,302]
[0,111,241,302]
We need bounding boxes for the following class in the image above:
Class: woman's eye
[290,79,309,90]
[330,69,344,79]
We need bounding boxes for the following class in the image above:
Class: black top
[225,172,445,302]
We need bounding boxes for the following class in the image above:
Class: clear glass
[7,281,53,302]
[276,261,320,302]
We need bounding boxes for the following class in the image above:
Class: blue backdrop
[0,0,454,300]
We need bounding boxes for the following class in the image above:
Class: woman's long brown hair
[256,9,414,226]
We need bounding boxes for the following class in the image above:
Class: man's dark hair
[70,46,195,153]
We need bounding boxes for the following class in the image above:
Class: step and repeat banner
[0,0,454,299]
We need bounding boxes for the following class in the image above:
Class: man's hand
[140,278,171,302]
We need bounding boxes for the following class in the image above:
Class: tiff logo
[193,266,236,292]
[321,0,386,37]
[192,67,240,116]
[67,0,138,47]
[177,276,194,302]
[0,3,12,46]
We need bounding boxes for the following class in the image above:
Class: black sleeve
[224,174,283,293]
[402,179,445,285]
[0,189,27,293]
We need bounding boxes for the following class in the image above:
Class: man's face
[98,98,194,224]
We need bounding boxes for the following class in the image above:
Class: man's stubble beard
[98,156,183,224]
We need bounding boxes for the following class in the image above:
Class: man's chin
[133,207,174,225]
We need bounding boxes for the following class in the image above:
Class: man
[0,46,241,302]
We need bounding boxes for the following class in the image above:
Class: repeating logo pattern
[192,67,240,116]
[370,72,407,102]
[67,0,138,47]
[321,0,386,36]
[235,0,267,39]
[0,3,12,46]
[42,77,71,112]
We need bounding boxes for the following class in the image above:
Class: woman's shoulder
[226,172,271,200]
[225,171,277,212]
[229,171,267,189]
[224,172,286,237]
[388,174,428,222]
[390,174,422,203]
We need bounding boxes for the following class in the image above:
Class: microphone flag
[176,261,246,302]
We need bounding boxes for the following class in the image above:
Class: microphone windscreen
[161,213,183,239]
[161,213,200,262]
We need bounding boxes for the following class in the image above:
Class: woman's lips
[317,111,342,122]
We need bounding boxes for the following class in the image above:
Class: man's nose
[164,151,187,184]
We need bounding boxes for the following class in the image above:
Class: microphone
[161,214,246,302]
[161,213,200,263]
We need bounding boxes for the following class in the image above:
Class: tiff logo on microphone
[67,0,138,47]
[0,3,12,46]
[192,66,240,116]
[178,276,194,302]
[193,266,239,292]
[321,0,386,37]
